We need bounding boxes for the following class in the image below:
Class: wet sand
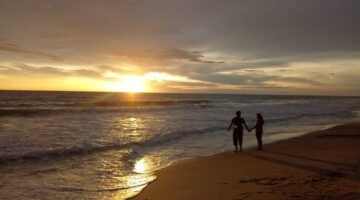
[132,122,360,200]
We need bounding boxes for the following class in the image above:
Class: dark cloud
[195,0,360,59]
[0,38,62,61]
[243,69,264,73]
[190,72,324,87]
[159,48,223,64]
[1,0,359,61]
[236,60,289,69]
[111,48,223,65]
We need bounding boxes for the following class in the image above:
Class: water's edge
[127,121,354,200]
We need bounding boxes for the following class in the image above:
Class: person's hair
[257,113,264,123]
[236,111,241,116]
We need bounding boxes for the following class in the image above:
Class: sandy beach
[132,122,360,200]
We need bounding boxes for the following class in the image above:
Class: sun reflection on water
[134,157,154,174]
[113,156,157,199]
[123,117,143,137]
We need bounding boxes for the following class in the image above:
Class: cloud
[151,80,217,90]
[0,64,114,80]
[0,0,359,95]
[0,38,62,61]
[1,1,359,62]
[40,33,81,42]
[189,71,324,88]
[111,48,223,65]
[242,69,264,73]
[159,48,223,64]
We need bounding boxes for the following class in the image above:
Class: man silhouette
[227,111,249,152]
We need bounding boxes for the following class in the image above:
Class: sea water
[0,91,359,199]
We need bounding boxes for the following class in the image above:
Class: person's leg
[259,134,263,150]
[256,134,263,150]
[256,134,260,149]
[233,133,238,152]
[239,134,243,152]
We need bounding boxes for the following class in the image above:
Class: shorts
[233,129,243,146]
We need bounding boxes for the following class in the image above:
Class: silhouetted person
[250,113,264,150]
[227,111,249,152]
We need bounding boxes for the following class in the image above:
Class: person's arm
[250,121,258,131]
[249,125,256,132]
[227,119,233,131]
[242,118,250,131]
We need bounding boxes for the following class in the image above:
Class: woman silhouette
[250,113,264,150]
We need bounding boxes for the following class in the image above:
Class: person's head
[257,113,263,120]
[236,111,241,117]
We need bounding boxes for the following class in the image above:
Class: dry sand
[132,122,360,200]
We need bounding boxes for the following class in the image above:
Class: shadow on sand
[245,151,360,182]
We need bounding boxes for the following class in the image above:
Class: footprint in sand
[234,192,250,200]
[239,176,290,186]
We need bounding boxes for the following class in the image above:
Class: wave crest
[0,100,211,117]
[0,126,223,163]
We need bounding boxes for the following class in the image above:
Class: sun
[107,76,146,92]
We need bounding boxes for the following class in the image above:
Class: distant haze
[0,0,359,95]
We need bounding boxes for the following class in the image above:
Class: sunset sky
[0,0,359,95]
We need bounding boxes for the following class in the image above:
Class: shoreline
[131,122,360,199]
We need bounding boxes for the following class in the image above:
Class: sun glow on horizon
[107,76,146,93]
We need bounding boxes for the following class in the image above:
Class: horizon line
[0,89,359,98]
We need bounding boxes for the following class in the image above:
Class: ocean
[0,91,359,199]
